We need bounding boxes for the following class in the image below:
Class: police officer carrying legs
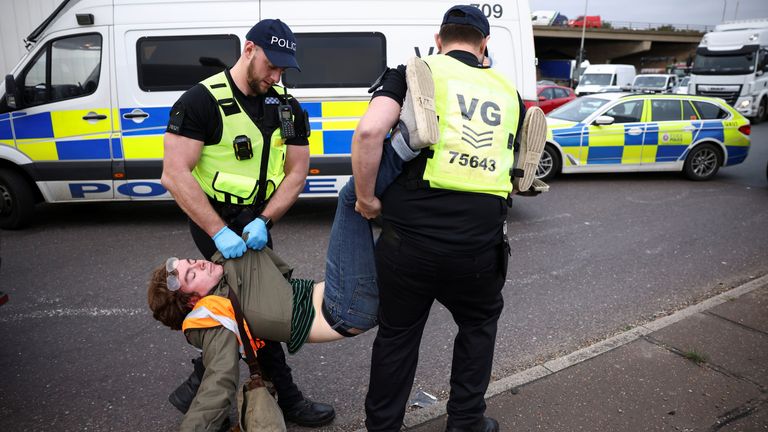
[353,6,525,432]
[162,18,335,428]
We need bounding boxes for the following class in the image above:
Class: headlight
[738,99,751,109]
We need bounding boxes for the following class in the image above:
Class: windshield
[692,52,756,75]
[679,77,689,86]
[580,73,613,86]
[548,96,611,122]
[633,76,667,88]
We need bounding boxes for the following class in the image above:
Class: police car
[536,93,751,181]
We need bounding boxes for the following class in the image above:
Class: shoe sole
[405,56,439,147]
[514,106,547,192]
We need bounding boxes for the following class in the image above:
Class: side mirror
[594,115,615,126]
[538,95,546,101]
[4,74,20,110]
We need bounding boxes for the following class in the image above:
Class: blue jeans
[323,142,405,334]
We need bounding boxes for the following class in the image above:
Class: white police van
[0,0,538,229]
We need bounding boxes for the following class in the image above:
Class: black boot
[281,397,336,427]
[168,356,205,414]
[445,416,499,432]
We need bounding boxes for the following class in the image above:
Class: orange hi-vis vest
[182,295,265,354]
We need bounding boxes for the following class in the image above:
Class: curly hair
[147,263,195,330]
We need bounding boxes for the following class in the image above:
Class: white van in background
[690,18,768,123]
[574,64,636,96]
[630,74,678,93]
[0,0,538,229]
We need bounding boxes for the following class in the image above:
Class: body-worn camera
[232,135,253,160]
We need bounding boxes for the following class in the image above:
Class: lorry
[531,10,567,26]
[690,18,768,123]
[574,64,636,96]
[0,0,539,229]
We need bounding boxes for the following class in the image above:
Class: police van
[0,0,538,229]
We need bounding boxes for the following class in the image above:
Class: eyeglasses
[166,257,181,292]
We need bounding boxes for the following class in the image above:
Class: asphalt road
[1,124,767,431]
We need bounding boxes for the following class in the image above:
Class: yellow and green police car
[537,93,751,181]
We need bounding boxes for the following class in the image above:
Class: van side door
[113,29,240,200]
[9,28,114,202]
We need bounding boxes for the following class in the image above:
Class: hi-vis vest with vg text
[192,72,287,205]
[182,295,265,354]
[421,55,520,198]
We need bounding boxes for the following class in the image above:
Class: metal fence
[535,21,715,33]
[606,21,715,32]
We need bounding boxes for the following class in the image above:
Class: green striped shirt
[287,278,315,354]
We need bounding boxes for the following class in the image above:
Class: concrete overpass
[533,26,704,74]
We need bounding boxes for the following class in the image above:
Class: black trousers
[365,233,506,432]
[188,213,304,408]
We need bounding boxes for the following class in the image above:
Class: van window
[651,100,683,121]
[580,73,612,86]
[282,33,386,88]
[692,100,729,119]
[19,33,102,108]
[137,35,240,91]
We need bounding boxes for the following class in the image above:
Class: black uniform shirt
[373,51,525,254]
[166,69,309,147]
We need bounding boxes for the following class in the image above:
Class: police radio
[279,87,296,140]
[279,104,296,139]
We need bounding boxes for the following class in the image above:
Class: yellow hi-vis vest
[421,55,520,198]
[192,71,287,205]
[182,295,265,355]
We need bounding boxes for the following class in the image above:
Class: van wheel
[0,168,35,229]
[536,144,561,181]
[683,143,720,181]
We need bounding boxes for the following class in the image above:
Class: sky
[530,0,768,28]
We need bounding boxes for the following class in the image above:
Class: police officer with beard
[162,18,335,428]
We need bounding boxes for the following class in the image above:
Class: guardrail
[535,22,714,33]
[607,21,714,32]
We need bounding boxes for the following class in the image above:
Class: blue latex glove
[212,226,246,259]
[242,217,268,250]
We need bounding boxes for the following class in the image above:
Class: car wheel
[683,143,720,181]
[536,144,561,181]
[0,168,35,230]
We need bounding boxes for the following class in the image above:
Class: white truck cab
[0,0,538,229]
[691,18,768,123]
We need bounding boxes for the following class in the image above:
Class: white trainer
[513,106,547,192]
[400,56,439,149]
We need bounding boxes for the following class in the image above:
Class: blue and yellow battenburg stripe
[302,100,369,155]
[2,109,113,161]
[0,101,367,163]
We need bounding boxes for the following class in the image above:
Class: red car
[536,84,576,114]
[568,15,602,28]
